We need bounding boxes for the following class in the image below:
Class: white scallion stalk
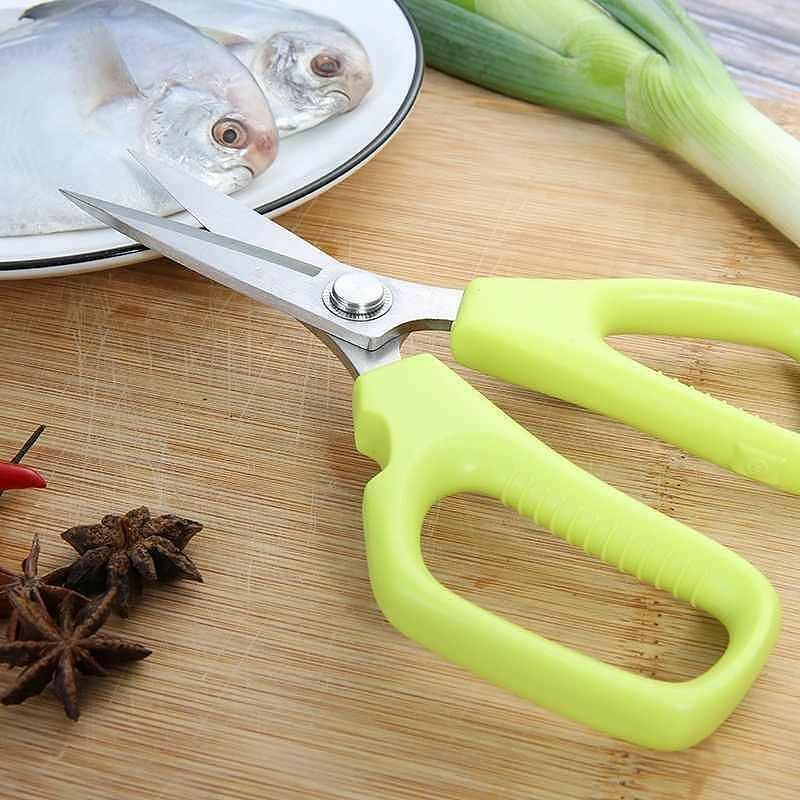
[406,0,800,248]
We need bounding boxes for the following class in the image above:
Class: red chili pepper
[0,461,46,490]
[0,426,47,492]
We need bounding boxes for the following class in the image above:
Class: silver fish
[23,0,374,136]
[2,0,278,236]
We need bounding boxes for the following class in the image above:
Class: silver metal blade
[61,190,465,363]
[130,150,342,271]
[60,190,373,345]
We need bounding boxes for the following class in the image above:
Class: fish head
[142,76,279,195]
[253,27,373,136]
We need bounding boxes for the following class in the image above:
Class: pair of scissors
[62,154,787,751]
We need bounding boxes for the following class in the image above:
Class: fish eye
[311,53,343,78]
[212,118,249,149]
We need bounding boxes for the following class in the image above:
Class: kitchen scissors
[62,154,789,751]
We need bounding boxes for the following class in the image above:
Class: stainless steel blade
[61,190,463,355]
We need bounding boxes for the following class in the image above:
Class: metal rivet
[324,272,392,320]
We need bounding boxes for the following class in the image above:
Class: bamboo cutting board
[1,63,800,800]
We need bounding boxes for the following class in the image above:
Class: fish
[23,0,375,136]
[1,0,278,237]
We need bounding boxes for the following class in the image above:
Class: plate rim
[0,0,423,272]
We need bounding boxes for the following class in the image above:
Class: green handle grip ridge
[451,278,800,493]
[353,354,779,751]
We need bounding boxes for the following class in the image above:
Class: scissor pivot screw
[324,272,393,320]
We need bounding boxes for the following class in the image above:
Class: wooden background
[687,0,800,101]
[0,2,799,798]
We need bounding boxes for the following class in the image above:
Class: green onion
[405,0,800,247]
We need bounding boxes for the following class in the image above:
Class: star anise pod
[0,534,84,641]
[0,587,151,720]
[62,507,203,616]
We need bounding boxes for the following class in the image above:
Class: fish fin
[74,24,142,115]
[200,27,253,48]
[20,0,88,21]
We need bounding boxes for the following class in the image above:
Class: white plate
[0,0,422,278]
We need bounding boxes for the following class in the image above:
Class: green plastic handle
[353,354,779,751]
[451,278,800,493]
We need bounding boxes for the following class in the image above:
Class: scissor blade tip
[128,150,169,175]
[128,148,148,166]
[59,189,122,220]
[59,188,100,206]
[60,190,136,215]
[60,191,151,233]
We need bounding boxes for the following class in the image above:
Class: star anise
[0,534,82,641]
[62,507,203,616]
[0,588,151,720]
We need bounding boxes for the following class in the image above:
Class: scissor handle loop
[452,278,800,494]
[354,355,779,751]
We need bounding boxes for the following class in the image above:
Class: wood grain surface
[1,6,800,800]
[687,0,800,101]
